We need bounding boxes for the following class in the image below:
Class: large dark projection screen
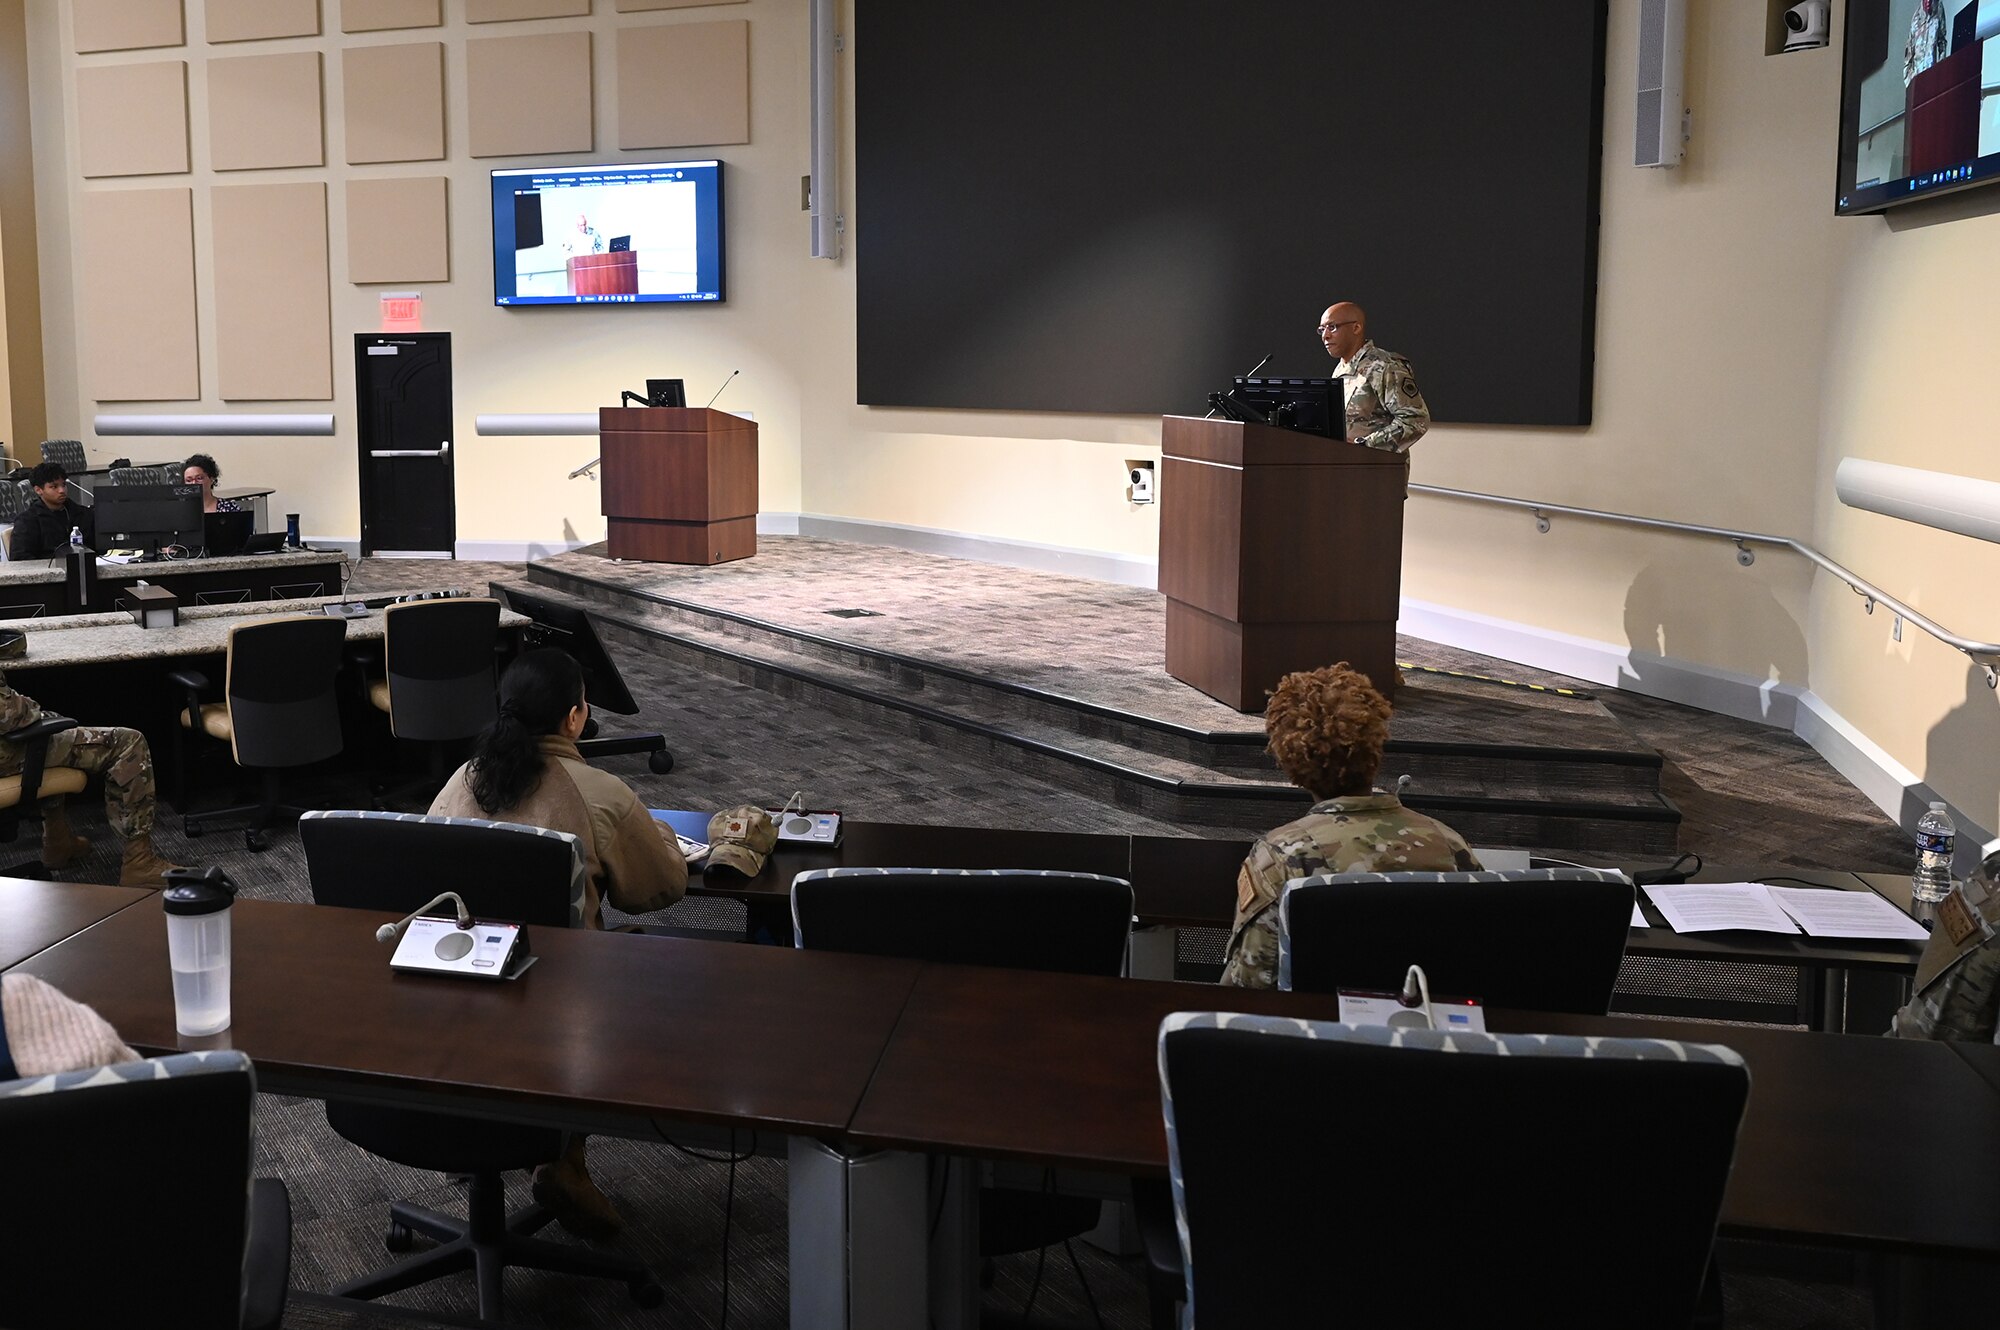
[857,2,1607,426]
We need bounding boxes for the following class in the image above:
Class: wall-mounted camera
[1125,459,1155,505]
[1782,0,1829,53]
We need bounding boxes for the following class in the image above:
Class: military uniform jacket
[1333,340,1430,454]
[1219,792,1480,989]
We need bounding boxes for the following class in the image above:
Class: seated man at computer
[1220,662,1481,989]
[10,463,94,559]
[0,674,184,889]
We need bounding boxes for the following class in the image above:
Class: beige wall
[21,1,2000,829]
[0,0,45,453]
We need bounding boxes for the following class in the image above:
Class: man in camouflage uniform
[0,675,182,888]
[1891,846,2000,1041]
[1220,663,1479,989]
[1318,302,1431,453]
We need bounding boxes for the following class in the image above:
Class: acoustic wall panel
[341,0,441,32]
[346,176,449,283]
[212,182,333,400]
[73,0,185,53]
[616,20,748,149]
[205,0,319,43]
[78,189,200,401]
[467,31,592,157]
[617,0,745,9]
[76,62,189,178]
[343,42,445,163]
[208,52,324,170]
[467,0,589,21]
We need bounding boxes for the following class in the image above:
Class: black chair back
[225,615,349,768]
[1279,868,1634,1013]
[382,598,501,741]
[791,868,1133,974]
[1160,1014,1748,1330]
[0,1050,259,1328]
[301,810,586,928]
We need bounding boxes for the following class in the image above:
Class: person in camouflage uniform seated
[1892,844,2000,1042]
[0,675,182,889]
[1219,663,1479,989]
[1318,301,1431,454]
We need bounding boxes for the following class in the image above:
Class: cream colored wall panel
[212,182,332,400]
[76,62,188,178]
[77,189,198,401]
[73,0,184,53]
[616,19,747,149]
[208,51,324,170]
[341,0,440,32]
[205,0,319,43]
[466,31,591,157]
[346,176,448,283]
[343,42,444,164]
[466,0,589,22]
[617,0,744,9]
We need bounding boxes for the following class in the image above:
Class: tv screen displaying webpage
[490,159,725,305]
[1838,0,2000,214]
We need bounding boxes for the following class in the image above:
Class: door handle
[369,449,445,458]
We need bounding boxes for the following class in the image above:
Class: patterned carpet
[17,551,1906,1327]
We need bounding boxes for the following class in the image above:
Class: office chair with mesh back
[299,811,661,1320]
[1158,1015,1748,1329]
[366,597,501,801]
[792,867,1135,1280]
[38,439,85,475]
[169,615,349,851]
[0,1048,292,1330]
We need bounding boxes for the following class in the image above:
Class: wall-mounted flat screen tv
[490,159,724,305]
[1837,1,2000,214]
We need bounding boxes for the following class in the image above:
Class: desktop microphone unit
[377,891,533,980]
[375,891,473,943]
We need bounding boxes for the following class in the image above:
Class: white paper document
[1765,885,1931,941]
[1630,902,1649,929]
[1643,884,1799,934]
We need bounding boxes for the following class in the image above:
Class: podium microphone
[1242,352,1274,379]
[704,369,741,409]
[375,892,475,943]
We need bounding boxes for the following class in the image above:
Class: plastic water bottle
[67,525,82,553]
[163,868,236,1036]
[1912,801,1957,904]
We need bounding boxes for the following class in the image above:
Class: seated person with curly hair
[1219,662,1481,989]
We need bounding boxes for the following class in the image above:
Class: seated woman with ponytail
[429,648,689,1239]
[429,648,688,929]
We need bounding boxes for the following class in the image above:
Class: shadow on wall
[1618,561,1810,721]
[1909,661,2000,863]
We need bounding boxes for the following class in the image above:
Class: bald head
[1318,302,1367,363]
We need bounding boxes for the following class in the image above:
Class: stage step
[497,572,1681,854]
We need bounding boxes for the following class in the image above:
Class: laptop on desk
[203,510,253,556]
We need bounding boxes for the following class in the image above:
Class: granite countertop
[0,547,343,587]
[2,592,528,670]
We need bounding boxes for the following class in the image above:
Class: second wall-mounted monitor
[491,159,725,306]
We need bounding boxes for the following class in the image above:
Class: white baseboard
[758,512,801,536]
[792,512,1158,587]
[452,539,591,562]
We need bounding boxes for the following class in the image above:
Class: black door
[356,332,455,556]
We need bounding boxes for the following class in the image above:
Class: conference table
[9,889,1996,1328]
[0,877,153,970]
[0,548,343,619]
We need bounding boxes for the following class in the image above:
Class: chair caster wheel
[384,1221,414,1253]
[648,751,674,775]
[628,1279,664,1309]
[245,829,269,852]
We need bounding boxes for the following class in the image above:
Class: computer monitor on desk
[93,484,203,556]
[204,510,254,556]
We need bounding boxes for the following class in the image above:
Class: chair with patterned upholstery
[1158,1014,1747,1329]
[1277,866,1636,1010]
[37,439,85,475]
[108,464,176,486]
[298,811,660,1320]
[792,866,1135,1283]
[0,1048,292,1329]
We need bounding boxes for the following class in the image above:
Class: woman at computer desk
[181,454,240,513]
[430,648,690,1238]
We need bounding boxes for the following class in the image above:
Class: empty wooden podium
[598,406,758,564]
[1159,415,1406,711]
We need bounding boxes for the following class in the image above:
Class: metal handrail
[1409,482,2000,686]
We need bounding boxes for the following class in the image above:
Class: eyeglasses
[1317,320,1357,334]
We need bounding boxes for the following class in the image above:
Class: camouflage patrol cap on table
[705,805,778,879]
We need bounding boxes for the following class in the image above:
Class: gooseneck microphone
[1242,352,1275,379]
[704,369,741,409]
[375,892,475,944]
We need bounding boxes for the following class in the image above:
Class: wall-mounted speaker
[1635,0,1687,168]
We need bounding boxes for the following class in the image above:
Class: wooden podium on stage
[598,406,758,564]
[1158,415,1406,711]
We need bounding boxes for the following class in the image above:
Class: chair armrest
[240,1177,292,1330]
[2,714,78,808]
[2,714,77,744]
[166,669,209,693]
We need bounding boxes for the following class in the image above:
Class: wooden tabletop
[14,896,920,1139]
[844,964,2000,1257]
[0,878,154,971]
